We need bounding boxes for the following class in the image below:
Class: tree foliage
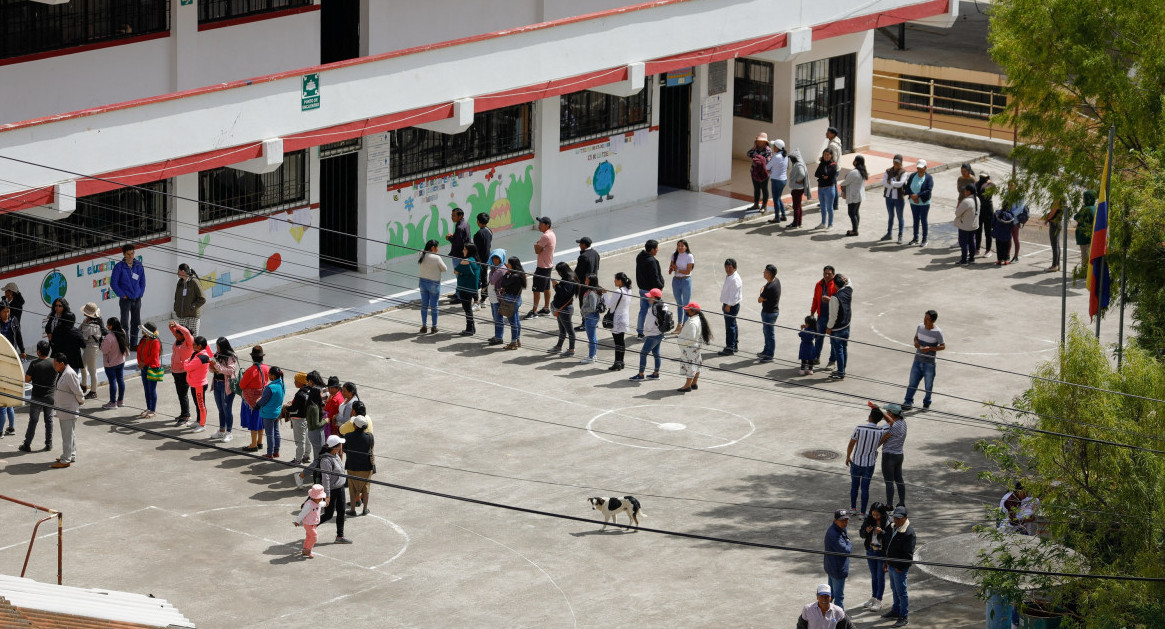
[975,318,1165,626]
[989,0,1165,354]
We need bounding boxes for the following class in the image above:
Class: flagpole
[1060,195,1069,348]
[1117,222,1129,370]
[1097,125,1115,339]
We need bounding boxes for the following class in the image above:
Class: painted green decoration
[506,165,535,229]
[465,181,500,235]
[386,205,449,261]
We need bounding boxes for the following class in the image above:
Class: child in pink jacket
[294,484,326,558]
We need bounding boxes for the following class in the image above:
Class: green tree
[975,318,1165,626]
[989,0,1165,354]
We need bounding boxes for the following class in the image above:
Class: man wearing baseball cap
[823,509,853,610]
[573,236,599,330]
[883,505,916,626]
[526,217,556,319]
[797,583,855,629]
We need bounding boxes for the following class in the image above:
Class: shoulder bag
[602,291,624,329]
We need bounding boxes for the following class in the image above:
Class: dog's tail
[624,496,643,517]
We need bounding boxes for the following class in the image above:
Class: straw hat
[81,302,100,318]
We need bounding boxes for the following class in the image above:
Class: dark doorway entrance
[657,81,692,189]
[321,0,360,64]
[319,151,359,271]
[828,53,857,153]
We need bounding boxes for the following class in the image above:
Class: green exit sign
[301,73,320,111]
[180,0,193,5]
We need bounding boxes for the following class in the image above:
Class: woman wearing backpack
[579,274,602,365]
[79,302,103,399]
[603,272,633,371]
[629,288,669,382]
[747,133,774,212]
[676,302,712,393]
[992,205,1017,265]
[209,337,239,442]
[500,256,526,350]
[550,262,578,357]
[136,323,162,418]
[239,345,270,452]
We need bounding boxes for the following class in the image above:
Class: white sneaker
[189,425,205,434]
[222,433,233,443]
[863,597,880,610]
[816,223,826,230]
[920,240,928,248]
[579,357,595,364]
[826,361,836,370]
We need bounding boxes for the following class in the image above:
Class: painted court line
[0,506,154,553]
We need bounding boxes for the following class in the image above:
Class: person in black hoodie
[858,502,892,612]
[473,213,493,304]
[825,274,852,380]
[882,505,916,626]
[634,240,665,339]
[48,311,85,373]
[573,236,600,331]
[550,262,578,357]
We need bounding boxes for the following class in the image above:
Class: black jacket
[575,247,600,283]
[827,285,852,331]
[858,510,890,552]
[551,280,577,310]
[635,251,664,291]
[449,218,470,256]
[473,227,493,264]
[883,521,916,571]
[49,322,85,371]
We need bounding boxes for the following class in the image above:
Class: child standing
[799,316,817,375]
[294,484,326,558]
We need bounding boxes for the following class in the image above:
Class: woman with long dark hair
[500,257,527,349]
[668,240,695,325]
[675,302,712,392]
[858,502,893,611]
[182,335,212,433]
[603,272,633,371]
[842,155,869,236]
[815,148,839,230]
[417,239,447,334]
[209,337,239,442]
[550,261,577,357]
[43,297,72,341]
[239,345,270,452]
[173,264,206,336]
[579,274,603,364]
[136,323,162,418]
[100,317,129,409]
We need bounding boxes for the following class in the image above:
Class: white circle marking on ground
[586,404,755,450]
[871,311,1054,357]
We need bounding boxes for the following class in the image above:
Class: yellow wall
[872,59,1014,141]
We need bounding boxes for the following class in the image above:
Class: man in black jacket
[473,213,493,304]
[825,274,853,380]
[445,208,470,303]
[882,505,916,627]
[574,237,600,330]
[48,312,85,373]
[634,240,665,339]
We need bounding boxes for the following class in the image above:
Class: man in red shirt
[810,265,838,367]
[323,375,344,438]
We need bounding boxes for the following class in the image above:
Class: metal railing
[1,494,63,585]
[872,71,1016,141]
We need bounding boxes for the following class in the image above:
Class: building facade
[0,0,956,329]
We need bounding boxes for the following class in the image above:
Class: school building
[0,0,957,326]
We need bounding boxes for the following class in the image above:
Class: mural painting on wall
[197,233,285,299]
[385,161,535,261]
[41,254,149,306]
[575,139,622,204]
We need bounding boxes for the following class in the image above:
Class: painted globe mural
[40,270,67,307]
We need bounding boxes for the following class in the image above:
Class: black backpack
[654,303,675,334]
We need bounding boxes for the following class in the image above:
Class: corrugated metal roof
[0,576,194,628]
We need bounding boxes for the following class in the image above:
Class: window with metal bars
[559,85,651,144]
[794,59,830,124]
[0,0,169,60]
[734,58,774,122]
[389,104,533,183]
[198,0,312,24]
[0,180,170,273]
[198,150,308,226]
[898,75,1006,120]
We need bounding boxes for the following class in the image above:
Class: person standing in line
[823,126,845,218]
[445,207,471,304]
[858,502,892,612]
[416,239,447,334]
[955,164,976,201]
[719,259,743,356]
[628,288,667,382]
[19,341,55,452]
[317,434,353,544]
[136,323,162,419]
[453,243,480,337]
[209,337,239,442]
[975,171,996,255]
[258,366,286,458]
[786,148,812,228]
[335,382,359,431]
[904,160,933,247]
[881,155,909,243]
[875,403,908,507]
[814,149,839,230]
[485,248,509,346]
[1073,190,1096,277]
[48,311,84,377]
[111,244,146,348]
[603,272,633,371]
[840,155,868,237]
[50,353,84,468]
[668,240,695,325]
[902,311,946,411]
[294,484,326,559]
[954,184,981,265]
[798,316,817,375]
[526,217,556,319]
[472,213,493,307]
[322,375,344,438]
[796,584,855,629]
[1042,197,1065,272]
[634,240,665,338]
[182,335,212,433]
[282,372,312,463]
[1005,183,1029,263]
[757,264,781,363]
[78,302,103,399]
[549,262,578,358]
[846,405,887,516]
[165,321,191,424]
[823,509,853,610]
[99,317,129,410]
[809,266,838,369]
[43,298,72,341]
[343,416,375,517]
[882,505,916,627]
[991,204,1017,265]
[3,282,24,324]
[747,132,774,212]
[500,257,527,350]
[767,139,789,222]
[675,302,710,392]
[295,373,327,487]
[825,274,853,381]
[573,236,600,331]
[579,274,602,365]
[239,346,270,452]
[173,264,206,336]
[1,300,24,363]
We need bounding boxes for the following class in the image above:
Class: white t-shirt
[672,252,694,278]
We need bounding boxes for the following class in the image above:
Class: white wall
[367,0,541,54]
[690,63,735,189]
[192,12,321,88]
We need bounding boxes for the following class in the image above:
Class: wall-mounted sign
[301,73,320,111]
[665,67,694,87]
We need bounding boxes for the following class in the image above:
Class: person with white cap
[766,139,789,222]
[316,434,353,544]
[343,415,375,517]
[747,132,774,212]
[2,282,24,324]
[904,160,934,247]
[796,583,855,629]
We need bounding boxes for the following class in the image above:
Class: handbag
[145,366,165,382]
[602,291,624,330]
[498,295,516,318]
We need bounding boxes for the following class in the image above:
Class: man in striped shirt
[845,404,888,516]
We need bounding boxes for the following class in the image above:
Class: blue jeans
[141,372,158,411]
[867,548,886,600]
[813,315,835,363]
[119,297,142,346]
[850,463,875,513]
[104,364,125,402]
[419,278,440,327]
[830,327,850,375]
[503,296,521,340]
[636,289,652,335]
[885,197,905,238]
[760,311,778,358]
[723,303,740,351]
[818,185,837,226]
[889,566,909,618]
[639,334,663,373]
[213,379,235,432]
[672,276,692,324]
[263,416,281,456]
[910,203,930,242]
[490,303,504,339]
[827,575,847,610]
[904,359,936,407]
[0,406,13,429]
[770,179,787,218]
[584,312,599,359]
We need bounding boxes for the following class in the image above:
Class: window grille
[734,58,774,122]
[198,0,312,24]
[559,85,651,144]
[0,0,169,60]
[898,75,1006,120]
[794,59,830,124]
[0,180,170,273]
[199,150,309,226]
[389,103,533,183]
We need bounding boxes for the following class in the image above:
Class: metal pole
[1061,197,1069,348]
[928,79,935,129]
[57,513,63,585]
[1117,225,1129,370]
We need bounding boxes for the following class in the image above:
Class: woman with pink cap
[675,302,711,392]
[294,484,326,559]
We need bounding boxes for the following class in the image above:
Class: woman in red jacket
[239,345,270,452]
[168,321,194,425]
[136,323,163,419]
[182,335,212,433]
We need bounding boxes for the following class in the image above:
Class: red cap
[683,302,701,312]
[646,288,663,299]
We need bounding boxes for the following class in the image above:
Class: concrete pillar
[530,96,560,222]
[171,172,200,277]
[170,0,198,92]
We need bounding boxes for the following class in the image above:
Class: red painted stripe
[0,32,170,68]
[0,237,172,280]
[197,5,320,32]
[198,202,319,234]
[813,0,948,40]
[387,153,535,192]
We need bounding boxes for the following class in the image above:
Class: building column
[170,0,198,92]
[170,172,200,299]
[687,63,734,190]
[530,96,560,222]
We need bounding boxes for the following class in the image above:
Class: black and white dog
[587,496,643,529]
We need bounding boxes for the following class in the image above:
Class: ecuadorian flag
[1087,153,1112,320]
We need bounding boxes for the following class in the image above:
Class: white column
[171,172,200,278]
[171,0,199,91]
[530,96,560,222]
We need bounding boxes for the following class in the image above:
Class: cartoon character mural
[386,204,450,261]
